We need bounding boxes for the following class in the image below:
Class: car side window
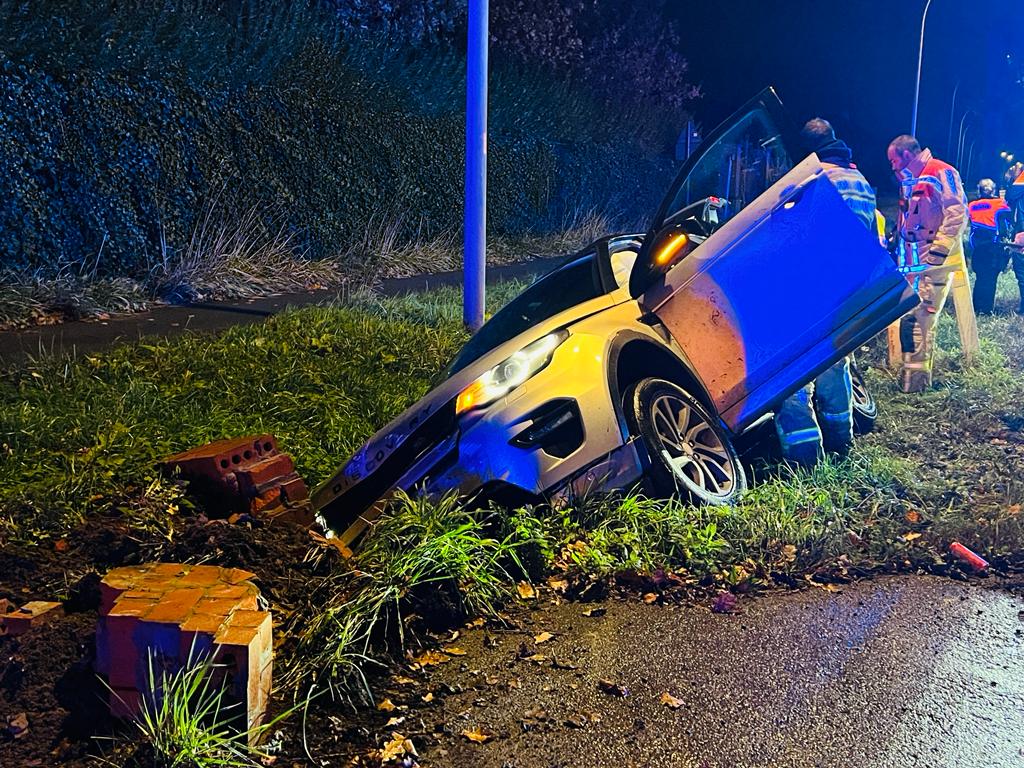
[665,108,793,229]
[608,239,640,289]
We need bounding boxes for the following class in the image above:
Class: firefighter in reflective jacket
[968,178,1014,314]
[887,135,968,393]
[775,119,874,467]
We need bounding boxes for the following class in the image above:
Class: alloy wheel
[649,392,736,497]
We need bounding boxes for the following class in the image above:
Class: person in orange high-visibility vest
[887,135,968,393]
[968,178,1014,314]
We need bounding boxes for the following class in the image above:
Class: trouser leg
[1011,250,1024,313]
[775,383,822,468]
[971,243,1002,315]
[814,357,853,457]
[899,272,952,393]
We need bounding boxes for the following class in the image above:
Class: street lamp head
[1001,151,1009,158]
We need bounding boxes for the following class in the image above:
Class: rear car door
[631,89,918,432]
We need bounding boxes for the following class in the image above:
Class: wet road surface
[411,576,1023,768]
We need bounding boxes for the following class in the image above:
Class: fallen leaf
[7,712,28,740]
[467,617,486,628]
[485,674,500,685]
[551,656,578,670]
[380,734,408,761]
[547,576,569,592]
[711,591,738,614]
[904,509,922,523]
[414,650,450,667]
[517,581,536,600]
[900,531,922,542]
[1008,504,1021,517]
[377,698,397,712]
[443,646,468,656]
[393,676,417,686]
[385,716,406,727]
[804,576,842,593]
[780,544,797,563]
[461,727,493,744]
[507,678,522,690]
[642,592,658,604]
[597,679,629,697]
[522,653,547,663]
[660,692,684,709]
[582,607,606,618]
[54,539,68,553]
[533,631,555,644]
[421,692,434,703]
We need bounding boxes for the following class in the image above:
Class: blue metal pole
[463,0,488,331]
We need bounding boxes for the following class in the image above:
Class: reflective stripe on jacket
[897,148,968,258]
[822,162,876,231]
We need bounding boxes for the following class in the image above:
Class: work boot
[900,368,931,394]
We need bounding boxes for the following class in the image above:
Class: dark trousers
[971,241,1024,314]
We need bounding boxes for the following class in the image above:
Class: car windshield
[663,107,793,229]
[445,254,602,376]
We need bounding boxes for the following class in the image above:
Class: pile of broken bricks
[161,433,313,527]
[1,433,311,737]
[96,562,273,738]
[0,598,63,637]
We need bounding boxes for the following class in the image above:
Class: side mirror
[629,224,697,297]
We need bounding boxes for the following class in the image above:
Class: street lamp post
[945,79,961,156]
[910,0,934,136]
[463,0,488,331]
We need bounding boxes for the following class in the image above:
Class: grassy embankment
[2,276,1023,703]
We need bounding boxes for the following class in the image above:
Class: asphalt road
[406,576,1023,768]
[0,259,558,369]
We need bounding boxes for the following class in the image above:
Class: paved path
[398,576,1023,768]
[0,259,558,368]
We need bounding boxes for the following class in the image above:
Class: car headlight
[455,330,569,415]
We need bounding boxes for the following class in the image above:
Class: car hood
[311,292,622,506]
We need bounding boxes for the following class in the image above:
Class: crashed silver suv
[314,89,917,552]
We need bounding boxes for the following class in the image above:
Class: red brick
[193,597,244,617]
[4,601,64,637]
[204,582,259,603]
[179,612,226,665]
[213,610,273,732]
[236,454,294,495]
[102,611,146,687]
[140,588,204,624]
[109,687,143,720]
[174,565,225,588]
[279,474,309,504]
[249,487,283,514]
[161,435,278,484]
[221,567,257,585]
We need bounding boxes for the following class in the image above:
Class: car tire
[850,360,877,435]
[625,377,746,505]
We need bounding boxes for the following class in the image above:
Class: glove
[923,245,949,266]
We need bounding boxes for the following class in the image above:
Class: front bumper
[317,331,645,548]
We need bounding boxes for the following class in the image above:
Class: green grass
[284,491,527,698]
[0,281,523,545]
[4,270,1024,699]
[105,649,287,768]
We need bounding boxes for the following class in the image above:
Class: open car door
[630,88,918,433]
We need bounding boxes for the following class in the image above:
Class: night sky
[673,0,1023,196]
